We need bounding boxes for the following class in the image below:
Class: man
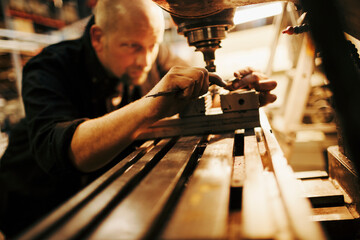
[0,0,276,236]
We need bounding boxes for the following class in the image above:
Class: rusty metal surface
[338,0,360,39]
[152,0,298,18]
[328,146,360,212]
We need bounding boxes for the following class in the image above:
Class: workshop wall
[0,0,95,155]
[0,0,94,131]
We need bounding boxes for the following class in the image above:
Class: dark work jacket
[0,16,186,236]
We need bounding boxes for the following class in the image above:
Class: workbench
[17,110,359,240]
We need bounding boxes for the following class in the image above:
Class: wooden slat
[231,130,245,188]
[88,136,202,240]
[300,178,345,207]
[260,109,326,240]
[295,170,329,180]
[311,206,358,240]
[45,139,172,239]
[230,156,245,210]
[311,206,354,221]
[137,108,259,140]
[241,129,276,239]
[254,127,294,238]
[255,127,273,171]
[161,134,234,239]
[230,130,245,209]
[263,171,295,240]
[231,156,245,188]
[281,33,315,133]
[228,209,242,240]
[18,140,155,240]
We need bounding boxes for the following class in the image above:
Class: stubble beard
[123,69,148,86]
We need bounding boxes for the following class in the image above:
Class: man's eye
[121,43,140,50]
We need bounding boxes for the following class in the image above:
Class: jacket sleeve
[22,49,87,177]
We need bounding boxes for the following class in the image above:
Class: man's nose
[135,49,152,67]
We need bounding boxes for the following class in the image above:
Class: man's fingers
[256,79,277,91]
[259,92,277,106]
[209,73,227,88]
[183,67,209,98]
[196,67,208,78]
[180,77,195,99]
[230,72,276,91]
[234,66,256,78]
[166,66,209,99]
[225,78,248,91]
[193,67,209,97]
[191,70,204,98]
[240,72,267,88]
[200,77,210,96]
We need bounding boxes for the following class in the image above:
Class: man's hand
[225,67,277,107]
[145,66,209,119]
[70,66,209,172]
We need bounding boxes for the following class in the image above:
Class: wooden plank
[18,140,155,240]
[161,134,234,239]
[230,129,245,209]
[312,206,359,240]
[299,178,345,207]
[88,136,202,240]
[230,156,245,210]
[231,155,245,188]
[137,108,259,140]
[260,109,326,240]
[255,127,272,171]
[241,129,276,239]
[311,206,354,221]
[253,128,294,238]
[294,170,329,180]
[276,33,315,134]
[263,172,295,240]
[228,209,242,240]
[45,139,171,239]
[313,206,359,240]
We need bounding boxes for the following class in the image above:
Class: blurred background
[1,0,357,172]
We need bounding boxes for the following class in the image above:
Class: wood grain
[88,136,202,240]
[260,109,326,240]
[161,134,234,239]
[18,140,155,240]
[137,108,259,140]
[300,178,345,207]
[241,129,276,239]
[46,139,171,239]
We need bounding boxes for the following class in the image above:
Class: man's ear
[90,25,104,53]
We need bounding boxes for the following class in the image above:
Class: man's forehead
[112,28,163,44]
[112,20,163,40]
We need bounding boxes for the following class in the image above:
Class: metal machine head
[152,0,297,72]
[170,9,235,72]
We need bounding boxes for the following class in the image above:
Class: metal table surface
[17,110,327,240]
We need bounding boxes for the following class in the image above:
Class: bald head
[90,0,166,84]
[94,0,165,34]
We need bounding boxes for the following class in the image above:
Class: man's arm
[69,66,209,172]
